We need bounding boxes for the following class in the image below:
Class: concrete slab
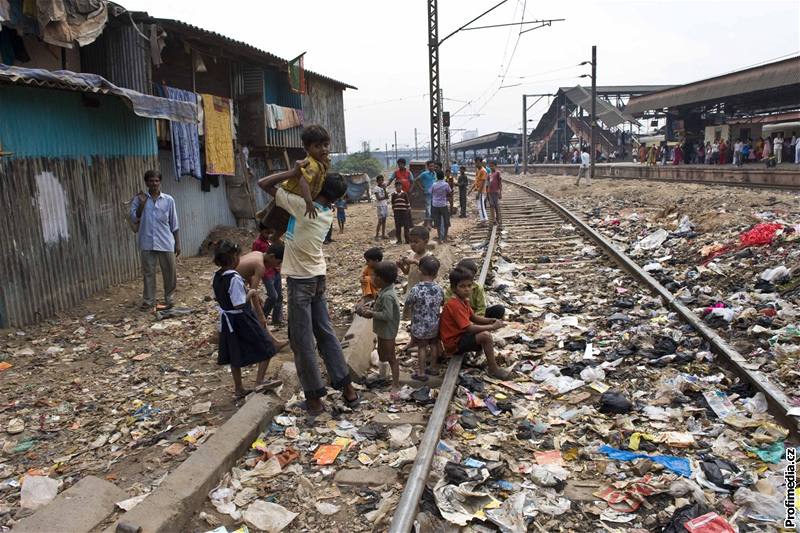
[13,475,126,533]
[334,466,398,487]
[372,412,427,426]
[103,394,283,533]
[342,315,375,380]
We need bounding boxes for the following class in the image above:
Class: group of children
[355,225,510,396]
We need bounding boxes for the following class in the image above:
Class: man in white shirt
[258,165,360,415]
[774,134,784,164]
[575,148,592,186]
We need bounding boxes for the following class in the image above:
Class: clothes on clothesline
[162,86,202,180]
[202,93,235,176]
[265,103,305,131]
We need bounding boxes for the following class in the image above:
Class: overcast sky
[124,0,799,154]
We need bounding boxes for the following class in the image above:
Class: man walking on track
[470,157,488,225]
[487,161,502,227]
[130,169,180,311]
[575,147,592,186]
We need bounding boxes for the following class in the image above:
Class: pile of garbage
[409,233,793,531]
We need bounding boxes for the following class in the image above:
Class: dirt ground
[0,199,473,528]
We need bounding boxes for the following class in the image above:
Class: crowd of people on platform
[636,132,800,168]
[133,122,505,415]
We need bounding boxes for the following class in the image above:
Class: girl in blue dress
[212,240,279,400]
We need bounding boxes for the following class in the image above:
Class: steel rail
[388,224,499,533]
[504,177,800,438]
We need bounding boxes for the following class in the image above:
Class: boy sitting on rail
[445,259,505,320]
[440,267,509,379]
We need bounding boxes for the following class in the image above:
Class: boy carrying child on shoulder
[440,267,509,379]
[355,262,401,394]
[257,125,331,240]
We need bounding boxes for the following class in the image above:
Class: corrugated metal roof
[625,57,800,115]
[450,131,521,151]
[558,85,676,96]
[0,64,196,123]
[139,16,357,90]
[563,85,634,127]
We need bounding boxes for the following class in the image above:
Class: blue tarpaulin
[598,444,693,478]
[344,173,371,202]
[0,64,197,123]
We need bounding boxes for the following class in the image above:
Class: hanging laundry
[163,86,201,180]
[201,93,235,176]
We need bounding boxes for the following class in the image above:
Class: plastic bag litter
[598,445,692,477]
[661,502,711,533]
[19,475,59,510]
[209,486,239,520]
[539,314,581,335]
[389,424,413,448]
[579,366,605,382]
[634,229,669,251]
[599,391,632,414]
[495,257,518,275]
[738,222,782,248]
[677,215,694,233]
[760,265,790,282]
[314,501,340,515]
[243,500,297,532]
[515,293,556,307]
[668,478,708,505]
[530,464,568,487]
[734,486,785,522]
[542,374,585,394]
[743,392,768,414]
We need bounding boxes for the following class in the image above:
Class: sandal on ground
[411,372,429,382]
[343,392,362,408]
[426,367,440,376]
[233,388,253,401]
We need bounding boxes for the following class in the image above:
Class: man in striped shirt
[391,181,412,244]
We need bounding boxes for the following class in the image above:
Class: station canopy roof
[625,56,800,116]
[450,131,522,152]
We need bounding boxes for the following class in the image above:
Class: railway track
[198,179,795,532]
[494,164,800,191]
[388,179,796,532]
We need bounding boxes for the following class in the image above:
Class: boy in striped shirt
[391,181,411,244]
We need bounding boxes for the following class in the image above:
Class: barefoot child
[404,255,444,380]
[440,267,509,379]
[257,125,331,240]
[252,227,284,327]
[356,262,401,391]
[372,175,388,240]
[212,240,281,400]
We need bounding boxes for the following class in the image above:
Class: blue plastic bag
[598,444,692,478]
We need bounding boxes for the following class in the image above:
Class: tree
[333,151,384,177]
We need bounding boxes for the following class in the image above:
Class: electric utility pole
[590,45,597,179]
[426,0,564,162]
[522,93,553,174]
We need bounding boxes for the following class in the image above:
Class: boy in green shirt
[355,261,401,393]
[444,259,505,319]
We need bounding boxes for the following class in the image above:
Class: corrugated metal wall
[80,21,152,95]
[158,150,236,256]
[0,85,158,327]
[302,79,347,153]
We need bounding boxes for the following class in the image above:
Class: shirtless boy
[235,250,288,349]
